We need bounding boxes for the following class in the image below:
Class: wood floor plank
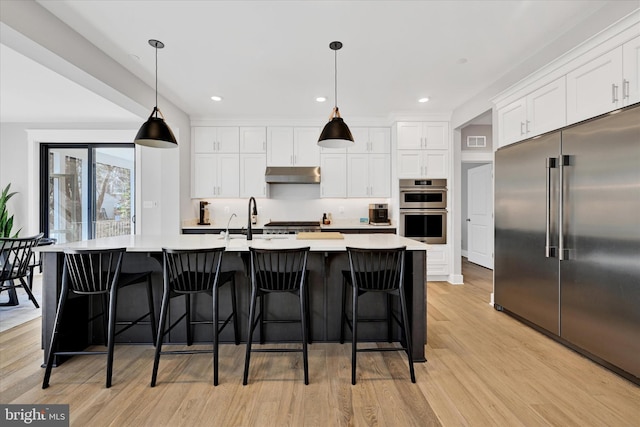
[1,258,638,426]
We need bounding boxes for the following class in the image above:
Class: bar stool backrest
[249,247,310,292]
[346,246,406,292]
[163,247,225,294]
[63,248,125,295]
[0,233,44,280]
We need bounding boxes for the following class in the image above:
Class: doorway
[40,144,136,243]
[466,163,493,269]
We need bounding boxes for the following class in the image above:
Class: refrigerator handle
[545,157,557,258]
[559,155,570,261]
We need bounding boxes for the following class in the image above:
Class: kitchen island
[39,233,427,363]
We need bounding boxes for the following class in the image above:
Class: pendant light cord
[334,48,338,112]
[154,44,158,116]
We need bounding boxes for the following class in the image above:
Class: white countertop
[181,218,396,230]
[38,233,427,253]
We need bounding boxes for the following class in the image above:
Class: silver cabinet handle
[623,79,630,100]
[263,141,266,151]
[612,83,619,103]
[520,122,525,136]
[545,157,557,258]
[559,155,570,261]
[526,120,530,134]
[290,155,293,165]
[294,155,297,164]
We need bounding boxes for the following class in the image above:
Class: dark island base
[42,250,426,365]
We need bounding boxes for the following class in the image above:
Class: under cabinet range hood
[265,166,321,184]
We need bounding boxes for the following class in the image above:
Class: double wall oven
[399,179,447,244]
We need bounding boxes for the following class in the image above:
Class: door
[560,105,640,378]
[494,131,561,335]
[467,163,493,269]
[42,145,136,243]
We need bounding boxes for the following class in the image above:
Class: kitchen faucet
[247,197,257,241]
[225,213,237,242]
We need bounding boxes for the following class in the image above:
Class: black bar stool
[340,246,416,384]
[43,247,148,388]
[0,233,43,307]
[243,246,311,385]
[151,247,239,386]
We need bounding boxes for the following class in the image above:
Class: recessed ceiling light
[418,97,430,103]
[210,96,223,101]
[316,96,327,102]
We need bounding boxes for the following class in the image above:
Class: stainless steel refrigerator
[495,103,640,383]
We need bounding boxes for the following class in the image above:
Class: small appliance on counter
[197,201,210,225]
[369,204,390,225]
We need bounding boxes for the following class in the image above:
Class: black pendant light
[134,39,177,148]
[318,41,354,148]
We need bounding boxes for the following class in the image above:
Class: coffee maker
[198,201,210,225]
[369,203,390,225]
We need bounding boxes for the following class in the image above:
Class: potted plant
[0,183,20,238]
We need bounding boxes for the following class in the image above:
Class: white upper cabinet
[240,153,267,197]
[622,35,640,107]
[192,153,239,198]
[566,36,639,123]
[397,150,449,179]
[567,48,624,123]
[347,127,391,154]
[240,127,266,153]
[193,127,239,153]
[267,127,320,166]
[320,153,347,198]
[498,77,566,147]
[397,122,449,150]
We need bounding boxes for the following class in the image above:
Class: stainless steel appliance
[495,104,640,383]
[399,179,447,209]
[263,221,321,234]
[399,179,447,244]
[369,204,390,225]
[197,201,210,225]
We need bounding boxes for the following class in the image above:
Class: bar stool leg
[42,285,69,389]
[229,276,240,345]
[259,293,265,344]
[105,284,119,388]
[213,281,219,386]
[386,294,393,343]
[145,275,158,345]
[299,285,309,385]
[340,276,348,344]
[399,289,416,383]
[243,286,258,385]
[185,294,193,346]
[351,284,359,385]
[150,283,170,387]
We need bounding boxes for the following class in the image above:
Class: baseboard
[461,250,468,258]
[448,274,464,285]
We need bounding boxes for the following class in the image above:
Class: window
[467,136,487,148]
[40,144,135,243]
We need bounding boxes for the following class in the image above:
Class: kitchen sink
[218,234,290,240]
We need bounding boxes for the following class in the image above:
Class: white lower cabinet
[193,153,239,198]
[240,153,266,197]
[427,245,449,276]
[397,150,448,178]
[320,153,347,198]
[347,153,390,197]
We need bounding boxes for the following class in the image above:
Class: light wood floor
[1,259,638,426]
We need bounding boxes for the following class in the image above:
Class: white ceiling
[1,1,636,124]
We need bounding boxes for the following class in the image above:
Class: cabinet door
[424,122,448,150]
[240,154,266,197]
[397,150,423,178]
[193,154,216,197]
[216,127,240,153]
[267,127,294,166]
[566,47,623,124]
[397,122,423,149]
[216,154,240,197]
[497,98,527,147]
[193,127,217,153]
[347,154,369,197]
[347,128,370,154]
[293,127,320,166]
[240,127,266,153]
[424,151,449,178]
[527,77,566,137]
[320,154,347,198]
[369,128,391,153]
[622,35,640,106]
[369,154,390,197]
